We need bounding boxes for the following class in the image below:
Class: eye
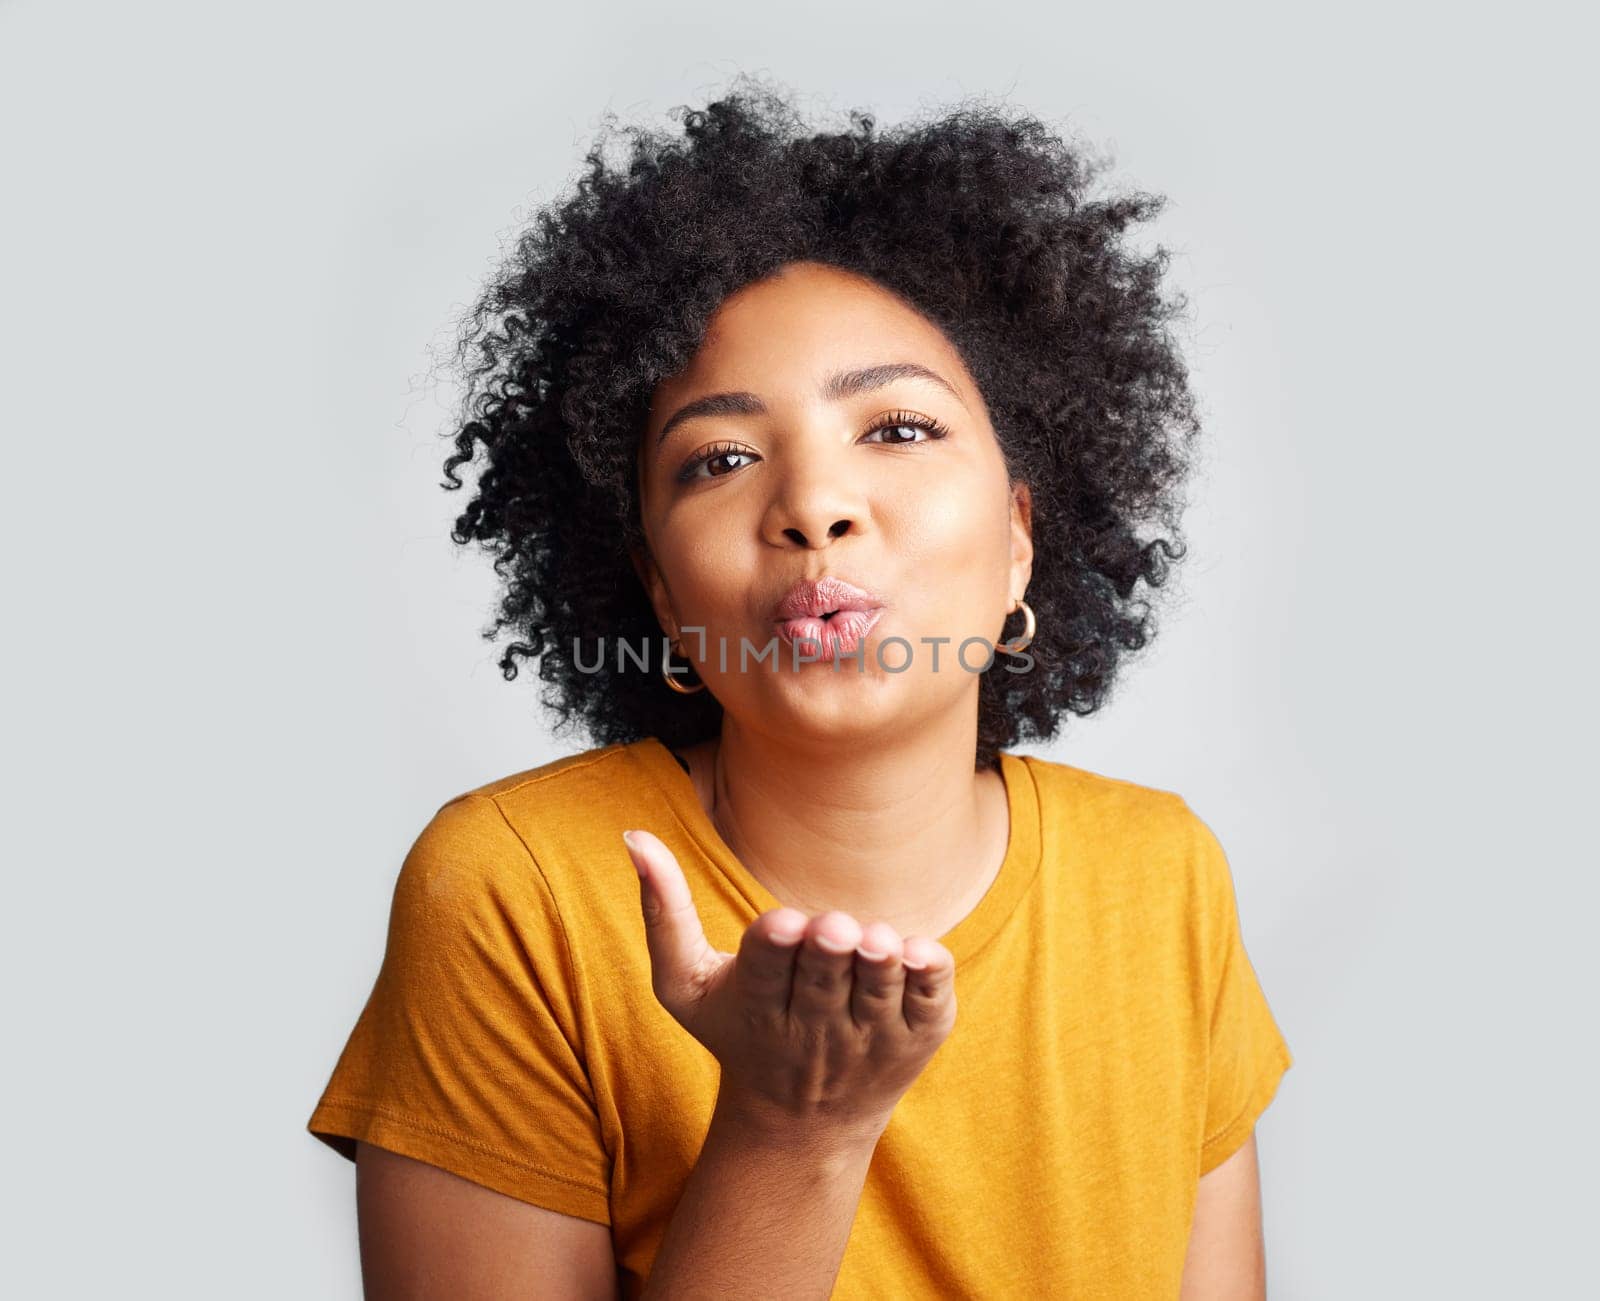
[675,411,952,484]
[861,410,953,446]
[677,441,758,483]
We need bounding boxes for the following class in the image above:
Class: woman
[307,78,1293,1298]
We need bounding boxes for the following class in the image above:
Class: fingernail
[813,933,855,955]
[855,944,889,961]
[900,957,929,971]
[621,830,646,878]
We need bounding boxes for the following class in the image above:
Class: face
[632,260,1033,744]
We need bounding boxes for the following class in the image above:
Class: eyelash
[676,410,954,483]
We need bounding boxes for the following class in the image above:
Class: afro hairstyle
[439,74,1203,771]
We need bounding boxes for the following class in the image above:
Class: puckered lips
[770,575,886,663]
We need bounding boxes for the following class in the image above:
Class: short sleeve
[1183,800,1294,1176]
[307,792,612,1225]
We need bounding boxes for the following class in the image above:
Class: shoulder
[443,740,644,814]
[399,741,643,906]
[407,740,665,942]
[1012,749,1197,845]
[432,741,648,853]
[380,743,659,990]
[1010,751,1227,921]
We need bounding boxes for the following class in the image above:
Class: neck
[698,711,1009,940]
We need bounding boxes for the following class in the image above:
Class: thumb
[622,829,717,1012]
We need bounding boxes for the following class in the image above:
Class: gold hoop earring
[996,599,1036,656]
[661,644,706,694]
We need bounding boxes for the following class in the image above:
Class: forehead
[649,261,971,412]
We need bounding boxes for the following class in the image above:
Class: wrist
[710,1088,888,1165]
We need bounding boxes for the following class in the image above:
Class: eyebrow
[653,361,962,449]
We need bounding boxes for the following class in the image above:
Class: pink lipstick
[771,576,886,663]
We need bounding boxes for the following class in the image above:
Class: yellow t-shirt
[308,736,1293,1297]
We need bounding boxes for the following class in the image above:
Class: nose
[760,446,864,549]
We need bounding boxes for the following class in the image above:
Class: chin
[766,669,953,740]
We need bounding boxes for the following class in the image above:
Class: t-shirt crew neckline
[627,735,1044,966]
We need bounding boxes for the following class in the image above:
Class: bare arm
[1178,1132,1267,1300]
[355,1141,619,1301]
[641,1092,882,1301]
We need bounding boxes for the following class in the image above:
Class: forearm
[640,1092,882,1300]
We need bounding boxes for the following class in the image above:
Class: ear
[1009,480,1035,602]
[630,541,680,642]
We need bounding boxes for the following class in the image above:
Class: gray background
[4,0,1594,1295]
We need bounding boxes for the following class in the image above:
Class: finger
[849,921,906,1028]
[899,937,957,1031]
[735,908,810,1013]
[622,829,717,1010]
[789,911,863,1023]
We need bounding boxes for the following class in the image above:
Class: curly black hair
[438,74,1202,772]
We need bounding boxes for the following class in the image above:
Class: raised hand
[622,828,957,1143]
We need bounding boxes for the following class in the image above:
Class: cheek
[890,465,1013,568]
[651,505,751,614]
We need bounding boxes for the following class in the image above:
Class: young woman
[308,78,1293,1299]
